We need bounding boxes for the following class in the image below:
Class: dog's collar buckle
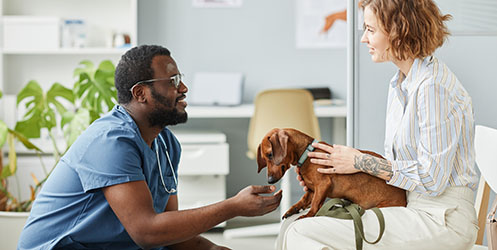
[297,139,319,166]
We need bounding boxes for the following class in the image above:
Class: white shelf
[0,0,138,94]
[185,102,347,118]
[1,47,130,55]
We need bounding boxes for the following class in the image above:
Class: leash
[316,198,385,250]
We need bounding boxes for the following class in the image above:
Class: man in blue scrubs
[18,45,282,250]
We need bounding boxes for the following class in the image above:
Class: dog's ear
[257,144,267,173]
[278,129,288,157]
[270,129,288,164]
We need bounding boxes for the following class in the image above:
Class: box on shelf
[61,19,87,48]
[2,16,61,50]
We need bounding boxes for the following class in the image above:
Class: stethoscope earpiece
[156,134,178,194]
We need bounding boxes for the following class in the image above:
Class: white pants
[276,187,478,250]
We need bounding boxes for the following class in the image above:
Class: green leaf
[75,80,91,98]
[1,164,12,178]
[42,109,57,131]
[8,129,42,152]
[73,60,95,79]
[73,59,117,118]
[16,81,45,138]
[47,83,74,116]
[89,109,100,123]
[98,60,115,73]
[60,110,75,129]
[0,89,3,99]
[64,108,90,147]
[16,79,77,139]
[17,80,43,106]
[47,82,75,104]
[7,133,16,174]
[0,120,7,147]
[15,116,42,138]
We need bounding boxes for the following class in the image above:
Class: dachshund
[257,128,407,219]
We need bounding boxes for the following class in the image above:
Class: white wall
[138,0,348,102]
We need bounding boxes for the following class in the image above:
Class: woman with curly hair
[277,0,478,249]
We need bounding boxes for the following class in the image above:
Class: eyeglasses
[130,73,184,92]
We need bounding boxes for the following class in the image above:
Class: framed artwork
[296,0,347,48]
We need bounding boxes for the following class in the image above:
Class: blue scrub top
[18,105,181,250]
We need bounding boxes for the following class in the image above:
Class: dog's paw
[282,208,300,219]
[282,212,293,220]
[297,214,312,220]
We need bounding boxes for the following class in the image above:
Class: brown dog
[257,128,406,219]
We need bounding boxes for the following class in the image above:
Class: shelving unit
[1,48,129,55]
[0,0,137,99]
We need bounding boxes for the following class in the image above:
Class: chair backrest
[474,125,497,245]
[247,88,321,158]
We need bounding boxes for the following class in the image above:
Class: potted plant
[0,60,117,249]
[0,88,42,250]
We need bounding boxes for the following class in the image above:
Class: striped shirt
[384,56,478,196]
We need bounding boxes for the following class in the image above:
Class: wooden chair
[473,125,497,249]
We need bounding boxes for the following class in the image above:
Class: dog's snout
[268,176,278,184]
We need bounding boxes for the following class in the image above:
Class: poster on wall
[192,0,243,8]
[296,0,347,49]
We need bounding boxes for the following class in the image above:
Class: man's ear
[257,144,267,173]
[131,84,148,103]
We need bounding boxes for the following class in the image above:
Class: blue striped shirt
[384,56,478,196]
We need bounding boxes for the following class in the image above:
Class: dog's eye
[267,152,273,159]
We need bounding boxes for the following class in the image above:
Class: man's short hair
[115,45,171,104]
[360,0,451,61]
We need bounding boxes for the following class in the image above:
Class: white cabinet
[178,144,229,175]
[173,130,229,227]
[0,0,137,103]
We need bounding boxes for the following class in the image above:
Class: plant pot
[0,211,29,250]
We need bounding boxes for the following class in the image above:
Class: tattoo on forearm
[354,154,393,180]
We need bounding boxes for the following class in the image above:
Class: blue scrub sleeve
[72,128,145,193]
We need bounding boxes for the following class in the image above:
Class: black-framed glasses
[130,73,184,92]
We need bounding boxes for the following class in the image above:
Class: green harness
[316,198,386,250]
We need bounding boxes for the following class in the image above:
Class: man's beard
[148,86,188,128]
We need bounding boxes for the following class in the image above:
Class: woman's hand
[294,143,363,191]
[307,143,362,175]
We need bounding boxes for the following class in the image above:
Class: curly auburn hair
[360,0,452,61]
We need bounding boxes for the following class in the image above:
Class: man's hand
[230,185,282,217]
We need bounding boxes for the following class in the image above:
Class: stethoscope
[155,134,178,194]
